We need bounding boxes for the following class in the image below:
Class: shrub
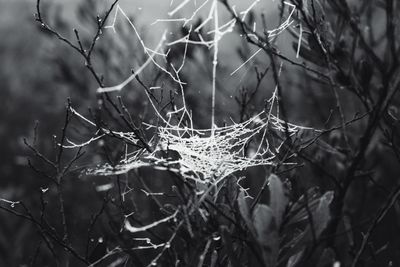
[1,0,400,266]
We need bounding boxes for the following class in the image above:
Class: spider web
[68,0,311,184]
[83,88,314,184]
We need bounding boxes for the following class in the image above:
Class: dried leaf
[237,191,255,235]
[287,187,321,226]
[286,249,304,267]
[253,204,279,266]
[314,191,334,238]
[269,174,289,226]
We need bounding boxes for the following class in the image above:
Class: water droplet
[98,237,103,243]
[213,235,221,241]
[41,187,49,193]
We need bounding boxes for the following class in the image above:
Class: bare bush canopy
[0,0,399,266]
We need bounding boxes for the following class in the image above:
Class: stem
[211,0,219,134]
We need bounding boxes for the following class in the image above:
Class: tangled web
[71,0,313,185]
[85,106,314,184]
